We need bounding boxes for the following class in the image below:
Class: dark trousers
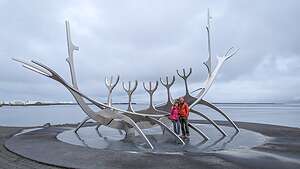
[179,117,189,136]
[172,120,180,135]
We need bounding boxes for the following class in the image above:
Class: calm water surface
[0,103,299,128]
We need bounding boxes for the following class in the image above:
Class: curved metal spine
[95,124,101,131]
[190,49,239,108]
[167,82,229,137]
[198,99,239,132]
[147,117,185,145]
[188,123,209,140]
[74,117,91,133]
[14,59,165,149]
[120,115,154,149]
[190,109,227,136]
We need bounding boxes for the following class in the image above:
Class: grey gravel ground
[0,126,62,169]
[1,121,300,169]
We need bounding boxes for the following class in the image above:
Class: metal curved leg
[147,117,185,145]
[190,109,227,136]
[188,123,209,140]
[199,99,240,132]
[96,120,123,135]
[74,132,89,147]
[74,116,91,133]
[120,115,154,149]
[95,128,103,138]
[118,129,123,135]
[123,127,135,141]
[203,135,226,150]
[95,124,101,130]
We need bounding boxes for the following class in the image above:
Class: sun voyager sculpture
[14,11,239,149]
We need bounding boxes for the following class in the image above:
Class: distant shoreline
[0,102,136,107]
[0,103,137,107]
[1,102,296,107]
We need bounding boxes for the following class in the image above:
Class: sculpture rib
[198,99,239,132]
[190,109,227,136]
[74,116,91,133]
[120,115,154,149]
[188,123,209,140]
[122,80,138,112]
[147,117,185,145]
[186,49,240,132]
[105,75,120,106]
[160,76,175,105]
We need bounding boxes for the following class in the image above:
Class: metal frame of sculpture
[13,10,239,149]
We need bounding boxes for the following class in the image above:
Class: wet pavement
[3,121,300,169]
[57,124,266,153]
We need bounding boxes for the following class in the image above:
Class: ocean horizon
[0,103,299,128]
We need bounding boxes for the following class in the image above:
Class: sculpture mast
[204,9,213,77]
[65,21,80,89]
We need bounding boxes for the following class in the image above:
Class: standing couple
[169,97,190,139]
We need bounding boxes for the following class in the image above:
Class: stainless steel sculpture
[13,11,239,149]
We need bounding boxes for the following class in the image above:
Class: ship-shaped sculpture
[13,10,239,149]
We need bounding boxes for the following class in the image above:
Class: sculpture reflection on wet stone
[13,11,239,149]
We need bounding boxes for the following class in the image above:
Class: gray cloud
[0,0,299,103]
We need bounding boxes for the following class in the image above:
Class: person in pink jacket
[169,101,180,134]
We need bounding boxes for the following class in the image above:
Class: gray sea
[0,103,299,128]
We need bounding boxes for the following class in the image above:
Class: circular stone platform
[5,123,267,168]
[57,124,266,153]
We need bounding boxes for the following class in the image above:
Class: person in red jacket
[169,101,180,134]
[178,97,190,138]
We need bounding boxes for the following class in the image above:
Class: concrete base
[4,126,242,169]
[4,121,300,169]
[57,124,264,153]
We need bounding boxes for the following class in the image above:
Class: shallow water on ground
[56,124,266,153]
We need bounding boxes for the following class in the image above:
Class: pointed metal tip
[12,57,24,63]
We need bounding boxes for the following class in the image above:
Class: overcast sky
[0,0,299,103]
